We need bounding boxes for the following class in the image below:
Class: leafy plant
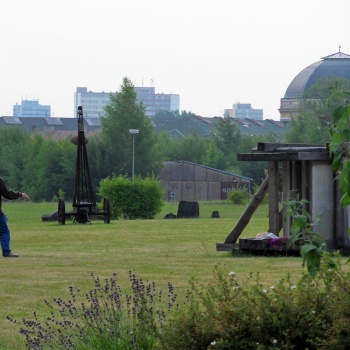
[227,186,251,205]
[98,175,164,219]
[281,94,350,276]
[283,197,334,277]
[8,272,178,350]
[329,91,350,208]
[159,261,350,350]
[52,188,66,202]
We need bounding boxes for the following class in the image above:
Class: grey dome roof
[284,50,350,99]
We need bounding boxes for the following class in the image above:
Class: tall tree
[84,135,111,191]
[101,77,162,177]
[0,128,31,190]
[212,116,241,168]
[287,77,350,144]
[22,136,76,201]
[201,139,227,170]
[213,117,241,153]
[300,76,350,119]
[157,130,209,164]
[286,114,327,144]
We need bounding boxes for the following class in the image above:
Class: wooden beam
[222,176,268,244]
[297,152,330,161]
[257,142,325,152]
[238,152,330,162]
[268,161,280,235]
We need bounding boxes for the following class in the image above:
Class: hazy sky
[1,0,349,120]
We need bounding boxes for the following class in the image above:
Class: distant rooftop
[284,48,350,99]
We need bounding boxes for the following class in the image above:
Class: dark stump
[211,210,220,218]
[164,213,177,219]
[177,201,199,218]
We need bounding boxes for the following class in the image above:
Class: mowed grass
[1,200,308,349]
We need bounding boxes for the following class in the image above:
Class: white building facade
[74,87,111,118]
[74,86,180,118]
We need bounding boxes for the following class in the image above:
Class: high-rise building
[74,86,180,118]
[134,86,180,117]
[224,103,263,120]
[13,99,51,118]
[74,87,111,118]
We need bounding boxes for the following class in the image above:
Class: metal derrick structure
[57,106,110,224]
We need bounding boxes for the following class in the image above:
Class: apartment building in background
[224,103,263,120]
[134,86,179,117]
[13,99,51,118]
[74,87,111,118]
[74,86,180,118]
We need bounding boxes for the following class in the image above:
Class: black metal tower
[73,106,96,209]
[57,106,110,224]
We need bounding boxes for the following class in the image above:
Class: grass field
[1,200,308,349]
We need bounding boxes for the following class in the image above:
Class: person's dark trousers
[0,214,11,256]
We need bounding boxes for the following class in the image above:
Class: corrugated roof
[45,117,63,126]
[0,115,290,139]
[3,117,21,125]
[285,50,350,99]
[166,160,253,181]
[84,118,101,126]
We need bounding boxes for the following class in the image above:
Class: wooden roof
[238,143,331,161]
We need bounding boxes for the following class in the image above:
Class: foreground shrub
[227,187,251,205]
[98,175,164,219]
[159,254,350,350]
[8,272,178,350]
[8,254,350,349]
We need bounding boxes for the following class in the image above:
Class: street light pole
[129,129,139,183]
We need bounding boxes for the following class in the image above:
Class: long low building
[159,160,252,201]
[0,116,101,139]
[0,115,290,139]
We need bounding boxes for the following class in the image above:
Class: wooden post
[282,161,290,237]
[268,161,280,235]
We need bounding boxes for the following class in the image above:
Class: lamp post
[129,129,139,183]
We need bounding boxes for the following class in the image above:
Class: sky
[0,0,349,120]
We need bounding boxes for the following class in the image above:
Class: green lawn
[1,200,306,349]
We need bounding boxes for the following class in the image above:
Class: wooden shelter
[159,160,252,202]
[217,143,350,254]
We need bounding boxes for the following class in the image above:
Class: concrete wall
[310,161,335,249]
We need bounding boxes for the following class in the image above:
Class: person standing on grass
[0,177,30,258]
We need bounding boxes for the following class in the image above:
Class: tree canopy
[101,77,162,177]
[286,77,350,144]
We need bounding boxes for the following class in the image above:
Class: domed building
[279,48,350,120]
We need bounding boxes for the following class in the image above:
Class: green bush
[98,175,164,219]
[9,254,350,349]
[158,254,350,350]
[227,188,251,205]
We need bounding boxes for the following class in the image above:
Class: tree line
[1,76,346,202]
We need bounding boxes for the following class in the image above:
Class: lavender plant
[8,272,178,350]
